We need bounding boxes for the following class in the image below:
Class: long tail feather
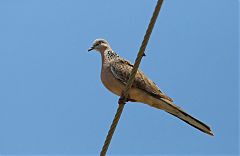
[152,98,214,136]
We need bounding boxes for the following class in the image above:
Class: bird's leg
[118,92,128,104]
[118,92,137,104]
[118,96,126,104]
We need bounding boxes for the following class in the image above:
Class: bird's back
[109,55,173,102]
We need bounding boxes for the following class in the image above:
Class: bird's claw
[118,96,126,104]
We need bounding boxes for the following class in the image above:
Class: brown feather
[110,57,173,102]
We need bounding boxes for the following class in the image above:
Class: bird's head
[88,39,111,52]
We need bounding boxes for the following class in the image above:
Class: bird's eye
[94,41,104,47]
[94,43,100,47]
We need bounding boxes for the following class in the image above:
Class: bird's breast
[101,65,124,96]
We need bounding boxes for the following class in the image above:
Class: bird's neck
[101,49,119,64]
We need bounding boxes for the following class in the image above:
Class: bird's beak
[88,46,94,52]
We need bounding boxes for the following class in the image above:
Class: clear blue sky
[0,0,238,155]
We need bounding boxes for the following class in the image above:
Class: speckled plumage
[88,39,213,136]
[108,51,173,102]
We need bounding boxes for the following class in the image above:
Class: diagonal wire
[100,0,164,155]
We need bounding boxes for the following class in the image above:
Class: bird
[88,38,214,136]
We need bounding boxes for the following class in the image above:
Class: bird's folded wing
[110,57,173,102]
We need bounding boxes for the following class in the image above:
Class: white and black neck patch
[105,50,119,61]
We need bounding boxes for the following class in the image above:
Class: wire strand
[100,1,164,155]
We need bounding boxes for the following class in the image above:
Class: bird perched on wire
[88,38,214,136]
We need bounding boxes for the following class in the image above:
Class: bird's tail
[151,98,214,136]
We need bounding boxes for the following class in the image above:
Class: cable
[100,0,164,155]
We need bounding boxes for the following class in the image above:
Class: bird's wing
[110,57,173,102]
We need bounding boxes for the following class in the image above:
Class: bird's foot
[118,96,126,104]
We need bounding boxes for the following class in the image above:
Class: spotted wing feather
[110,57,173,102]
